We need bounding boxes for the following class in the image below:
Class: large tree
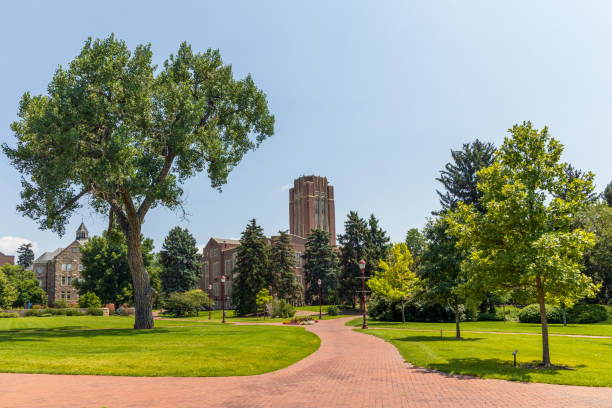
[269,231,302,303]
[337,211,368,307]
[303,229,338,305]
[233,219,270,315]
[436,139,496,213]
[578,203,612,303]
[404,228,425,267]
[447,122,597,367]
[2,35,274,328]
[364,214,391,272]
[0,269,17,309]
[604,181,612,207]
[76,227,155,307]
[0,264,45,307]
[16,243,35,269]
[159,227,202,294]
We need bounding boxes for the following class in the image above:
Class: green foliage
[53,299,68,309]
[602,181,612,206]
[476,312,504,321]
[255,288,273,317]
[26,308,85,317]
[164,289,210,317]
[566,303,608,323]
[159,227,202,293]
[76,227,154,307]
[16,243,34,268]
[303,229,338,305]
[404,228,425,266]
[326,304,339,316]
[269,299,295,318]
[0,313,18,318]
[0,264,45,307]
[269,231,302,302]
[518,304,563,324]
[86,307,104,316]
[233,219,270,315]
[78,292,101,308]
[367,294,470,322]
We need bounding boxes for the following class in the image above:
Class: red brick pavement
[0,317,610,408]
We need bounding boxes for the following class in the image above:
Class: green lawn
[0,316,320,376]
[160,309,345,323]
[347,318,612,336]
[360,328,612,387]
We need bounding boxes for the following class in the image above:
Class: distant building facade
[33,223,89,306]
[0,251,14,267]
[289,175,336,246]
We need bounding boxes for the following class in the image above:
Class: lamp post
[208,284,212,320]
[317,278,322,320]
[359,259,367,329]
[221,275,226,324]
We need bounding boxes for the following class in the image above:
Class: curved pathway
[0,317,610,408]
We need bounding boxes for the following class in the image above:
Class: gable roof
[211,238,241,246]
[34,248,63,263]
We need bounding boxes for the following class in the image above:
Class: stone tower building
[289,176,336,246]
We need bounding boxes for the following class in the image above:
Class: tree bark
[536,276,551,367]
[400,300,406,324]
[125,217,154,329]
[454,298,461,340]
[561,303,567,327]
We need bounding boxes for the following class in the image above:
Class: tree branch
[137,152,176,222]
[54,186,92,215]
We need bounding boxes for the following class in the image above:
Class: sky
[1,1,611,257]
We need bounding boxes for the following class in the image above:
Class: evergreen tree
[405,228,425,267]
[436,139,496,213]
[365,214,391,271]
[303,229,338,304]
[159,227,202,294]
[233,219,270,315]
[337,211,368,307]
[604,181,612,207]
[16,243,34,269]
[270,231,302,303]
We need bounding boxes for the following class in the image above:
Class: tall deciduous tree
[337,211,368,307]
[0,269,17,309]
[405,228,425,267]
[76,227,155,307]
[159,227,202,294]
[16,243,35,269]
[233,219,270,316]
[1,264,45,307]
[447,122,597,367]
[269,231,302,303]
[303,229,338,304]
[368,243,418,324]
[2,35,274,328]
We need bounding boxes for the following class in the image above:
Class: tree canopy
[2,35,274,328]
[269,231,302,303]
[159,227,202,294]
[303,229,338,305]
[0,264,45,307]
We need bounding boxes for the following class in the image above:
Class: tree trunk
[454,299,461,340]
[125,220,154,330]
[400,300,406,324]
[536,276,551,367]
[561,303,567,327]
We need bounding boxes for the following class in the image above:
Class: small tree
[1,264,45,307]
[159,227,202,294]
[368,243,418,324]
[78,292,101,308]
[269,231,302,303]
[303,229,338,305]
[447,122,598,367]
[0,270,18,309]
[16,243,35,269]
[255,288,273,319]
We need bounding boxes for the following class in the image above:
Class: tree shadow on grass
[394,335,484,342]
[0,327,174,343]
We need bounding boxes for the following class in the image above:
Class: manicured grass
[0,316,320,376]
[160,309,345,323]
[361,328,612,387]
[347,318,612,336]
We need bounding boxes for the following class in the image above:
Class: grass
[347,318,612,336]
[0,316,320,377]
[360,328,612,387]
[159,309,345,323]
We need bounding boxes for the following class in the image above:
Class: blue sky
[1,1,611,256]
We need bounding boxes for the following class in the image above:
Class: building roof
[34,248,63,263]
[211,238,241,246]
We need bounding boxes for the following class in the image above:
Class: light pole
[317,278,322,320]
[359,259,367,329]
[208,284,212,320]
[221,275,226,324]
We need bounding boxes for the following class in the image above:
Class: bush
[87,307,104,316]
[0,312,18,318]
[25,309,42,316]
[518,304,563,323]
[269,299,295,318]
[367,295,472,322]
[41,313,52,317]
[53,299,68,309]
[165,290,210,317]
[64,309,85,316]
[476,312,503,321]
[567,303,608,323]
[327,305,339,316]
[78,292,101,308]
[32,304,43,309]
[290,315,317,323]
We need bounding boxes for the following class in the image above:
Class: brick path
[0,317,610,408]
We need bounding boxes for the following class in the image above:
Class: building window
[71,247,79,253]
[61,276,66,285]
[78,264,83,271]
[61,292,65,299]
[67,264,72,272]
[37,266,43,274]
[295,252,301,267]
[213,262,220,278]
[61,264,66,272]
[204,261,209,275]
[225,259,231,274]
[67,293,71,301]
[38,279,42,287]
[67,277,72,285]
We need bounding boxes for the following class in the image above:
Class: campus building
[0,251,14,267]
[33,223,89,306]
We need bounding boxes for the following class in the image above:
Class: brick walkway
[0,317,610,408]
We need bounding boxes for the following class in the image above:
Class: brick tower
[289,176,336,246]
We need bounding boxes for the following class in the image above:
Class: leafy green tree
[255,288,273,318]
[337,211,368,307]
[304,229,338,304]
[16,243,34,269]
[447,122,598,367]
[159,227,202,294]
[368,243,418,324]
[604,181,612,207]
[578,203,612,303]
[2,35,274,329]
[78,292,101,308]
[233,219,270,315]
[165,289,210,317]
[418,218,465,338]
[0,266,20,308]
[76,227,154,307]
[405,228,425,267]
[270,231,302,303]
[436,139,496,213]
[555,165,598,203]
[1,264,45,307]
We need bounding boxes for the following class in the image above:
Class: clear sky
[1,1,611,257]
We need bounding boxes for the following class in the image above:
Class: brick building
[33,223,89,306]
[289,175,336,246]
[0,251,15,267]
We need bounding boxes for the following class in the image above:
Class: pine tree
[337,211,368,307]
[159,227,202,294]
[16,243,34,269]
[365,214,391,272]
[233,219,270,315]
[270,231,302,303]
[303,229,338,304]
[603,181,612,207]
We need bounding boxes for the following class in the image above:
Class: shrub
[32,304,43,309]
[78,292,101,308]
[290,315,317,323]
[64,309,85,316]
[165,290,210,317]
[269,299,295,318]
[25,309,42,317]
[87,307,104,316]
[41,313,52,317]
[327,305,339,316]
[0,312,18,318]
[518,304,563,323]
[567,303,608,323]
[476,312,503,321]
[367,295,472,322]
[53,299,68,309]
